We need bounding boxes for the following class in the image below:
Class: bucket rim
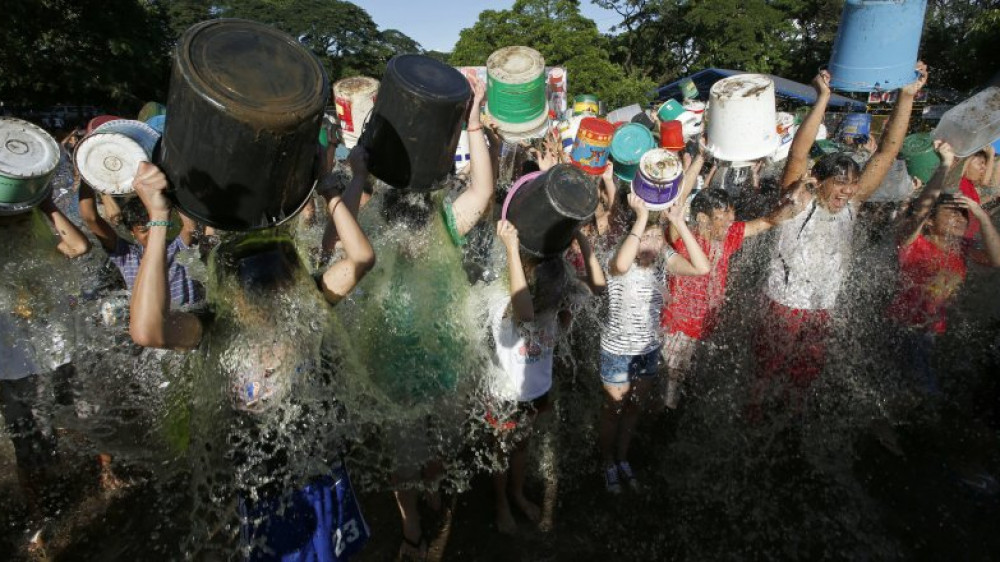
[0,117,61,178]
[0,176,54,216]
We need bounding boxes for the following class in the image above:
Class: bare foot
[495,507,517,535]
[512,494,541,524]
[98,453,127,494]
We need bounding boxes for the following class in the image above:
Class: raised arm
[610,194,650,276]
[319,148,375,304]
[744,177,815,237]
[958,195,1000,266]
[668,151,706,242]
[663,200,710,276]
[77,180,119,251]
[856,62,928,203]
[574,229,606,294]
[451,74,494,237]
[497,220,534,323]
[782,71,831,192]
[39,195,90,258]
[128,162,203,351]
[897,141,954,246]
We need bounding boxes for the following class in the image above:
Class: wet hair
[691,188,733,219]
[813,152,862,183]
[380,189,433,230]
[120,197,150,229]
[931,195,970,223]
[527,257,569,314]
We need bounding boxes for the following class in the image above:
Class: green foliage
[452,0,656,108]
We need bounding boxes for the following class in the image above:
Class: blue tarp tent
[656,69,866,110]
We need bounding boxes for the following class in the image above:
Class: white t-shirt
[766,200,856,310]
[489,297,559,402]
[600,248,676,356]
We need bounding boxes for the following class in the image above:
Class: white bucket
[75,119,159,195]
[333,76,379,150]
[770,112,797,162]
[0,118,60,208]
[606,104,643,125]
[933,86,1000,158]
[454,130,471,168]
[558,115,583,155]
[486,46,549,135]
[705,74,779,163]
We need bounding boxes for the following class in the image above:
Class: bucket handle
[501,170,543,221]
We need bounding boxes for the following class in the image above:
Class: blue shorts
[599,348,661,386]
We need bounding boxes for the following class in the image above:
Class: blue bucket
[840,113,871,141]
[828,0,928,92]
[610,123,654,182]
[993,137,1000,152]
[146,114,166,134]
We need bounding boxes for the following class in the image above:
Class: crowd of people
[4,58,1000,562]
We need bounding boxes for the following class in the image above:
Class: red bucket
[659,120,685,151]
[570,117,614,175]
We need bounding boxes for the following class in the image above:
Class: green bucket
[657,99,685,122]
[486,46,548,130]
[680,78,698,100]
[137,101,166,123]
[811,139,845,158]
[0,118,60,206]
[573,94,600,116]
[900,132,940,184]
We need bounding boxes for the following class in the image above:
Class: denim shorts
[599,347,661,385]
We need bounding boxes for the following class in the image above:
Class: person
[753,64,927,401]
[598,194,709,493]
[956,147,996,237]
[78,181,202,305]
[489,221,604,533]
[887,141,1000,394]
[1,189,90,552]
[661,184,808,408]
[340,74,495,561]
[128,146,375,560]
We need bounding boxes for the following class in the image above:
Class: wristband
[146,220,174,228]
[628,232,641,240]
[466,125,483,133]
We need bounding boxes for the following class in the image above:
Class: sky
[352,0,620,53]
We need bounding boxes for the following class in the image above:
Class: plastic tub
[632,149,683,210]
[573,95,599,116]
[680,78,699,100]
[840,112,871,141]
[502,164,598,257]
[161,19,329,231]
[146,114,166,134]
[610,123,655,182]
[0,118,60,206]
[606,104,643,125]
[659,120,685,151]
[932,86,1000,158]
[657,99,685,122]
[570,117,614,175]
[333,76,379,150]
[828,0,927,92]
[705,74,779,162]
[75,119,159,195]
[486,46,548,135]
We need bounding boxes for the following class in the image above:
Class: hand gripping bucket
[161,19,330,231]
[570,117,614,175]
[486,47,548,136]
[0,118,60,210]
[631,149,683,211]
[75,119,160,195]
[828,0,928,92]
[705,74,779,163]
[900,132,940,184]
[501,163,598,257]
[610,123,655,182]
[333,76,379,150]
[361,54,470,191]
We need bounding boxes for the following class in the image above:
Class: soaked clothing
[754,299,831,386]
[663,222,747,340]
[108,236,201,306]
[490,297,559,402]
[887,234,969,335]
[601,248,676,356]
[959,177,981,240]
[766,200,856,311]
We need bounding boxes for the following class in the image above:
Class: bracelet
[628,232,641,240]
[466,125,483,133]
[146,220,174,228]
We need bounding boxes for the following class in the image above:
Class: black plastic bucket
[501,164,598,257]
[361,55,471,191]
[159,19,329,231]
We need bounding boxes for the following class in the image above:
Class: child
[599,194,709,493]
[489,220,604,532]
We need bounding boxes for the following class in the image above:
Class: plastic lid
[179,19,328,118]
[333,76,379,99]
[75,132,150,195]
[610,123,655,164]
[710,74,773,101]
[487,46,545,85]
[639,149,682,182]
[0,118,60,178]
[389,54,470,102]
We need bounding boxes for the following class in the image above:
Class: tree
[452,0,655,108]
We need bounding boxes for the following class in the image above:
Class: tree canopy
[451,0,656,109]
